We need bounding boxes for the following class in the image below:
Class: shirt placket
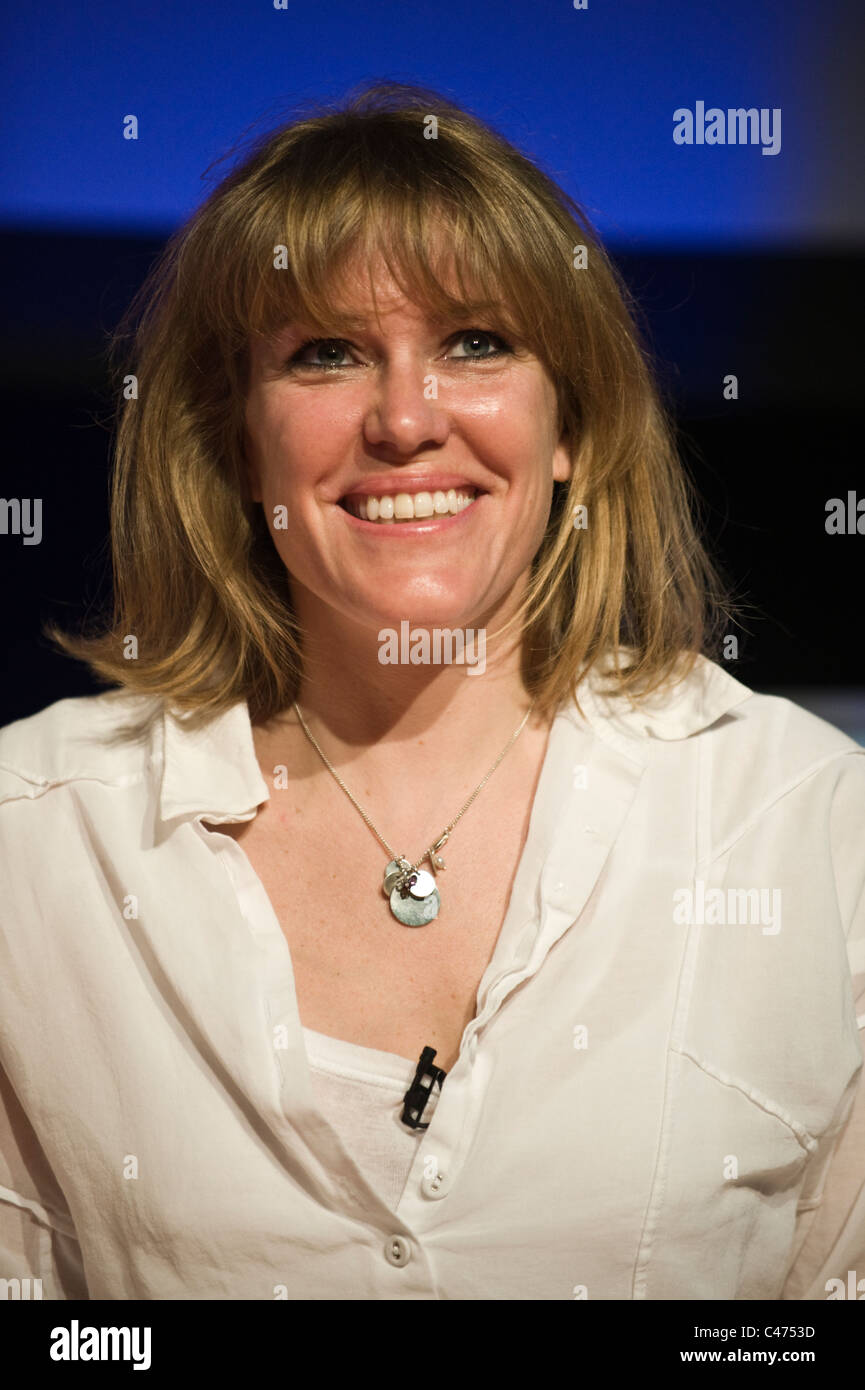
[392,726,648,1248]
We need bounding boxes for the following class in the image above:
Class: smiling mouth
[340,487,480,523]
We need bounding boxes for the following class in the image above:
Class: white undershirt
[302,1027,432,1211]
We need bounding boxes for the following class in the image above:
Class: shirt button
[421,1169,452,1199]
[384,1235,411,1267]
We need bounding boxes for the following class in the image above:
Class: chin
[359,603,486,634]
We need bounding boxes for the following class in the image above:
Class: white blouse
[0,654,863,1300]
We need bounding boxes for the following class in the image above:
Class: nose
[362,353,450,456]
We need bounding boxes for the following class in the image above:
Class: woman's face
[244,254,571,638]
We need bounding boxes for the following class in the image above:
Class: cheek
[249,391,357,487]
[243,388,272,469]
[488,376,558,451]
[245,402,303,496]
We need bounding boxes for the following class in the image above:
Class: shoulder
[718,685,861,757]
[574,653,865,844]
[0,690,163,807]
[708,686,865,857]
[698,675,865,824]
[578,651,862,765]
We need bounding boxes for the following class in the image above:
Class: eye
[446,329,512,362]
[285,338,358,371]
[283,328,514,373]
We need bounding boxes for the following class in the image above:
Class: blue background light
[1,0,861,247]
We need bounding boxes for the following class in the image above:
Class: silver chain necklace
[292,699,534,926]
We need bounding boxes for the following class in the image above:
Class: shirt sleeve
[781,750,865,1300]
[0,1061,89,1299]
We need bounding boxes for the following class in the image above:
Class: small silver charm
[428,832,449,873]
[383,858,411,896]
[407,869,436,898]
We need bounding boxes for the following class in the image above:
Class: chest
[209,784,534,1071]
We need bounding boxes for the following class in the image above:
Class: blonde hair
[47,80,741,725]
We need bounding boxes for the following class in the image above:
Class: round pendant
[389,883,441,926]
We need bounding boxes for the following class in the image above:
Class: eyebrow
[262,313,387,346]
[265,308,499,350]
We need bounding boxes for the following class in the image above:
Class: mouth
[338,485,482,525]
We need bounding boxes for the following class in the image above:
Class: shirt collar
[155,653,753,823]
[576,651,753,751]
[157,699,270,823]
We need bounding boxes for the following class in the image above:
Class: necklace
[293,699,534,926]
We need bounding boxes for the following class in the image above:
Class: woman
[0,82,862,1301]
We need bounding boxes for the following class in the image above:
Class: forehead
[301,256,449,325]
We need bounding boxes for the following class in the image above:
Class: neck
[253,585,553,847]
[287,587,533,750]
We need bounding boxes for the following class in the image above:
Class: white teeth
[411,491,434,518]
[345,487,478,523]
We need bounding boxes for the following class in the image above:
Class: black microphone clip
[401,1045,447,1130]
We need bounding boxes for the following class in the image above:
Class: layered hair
[47,80,740,724]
